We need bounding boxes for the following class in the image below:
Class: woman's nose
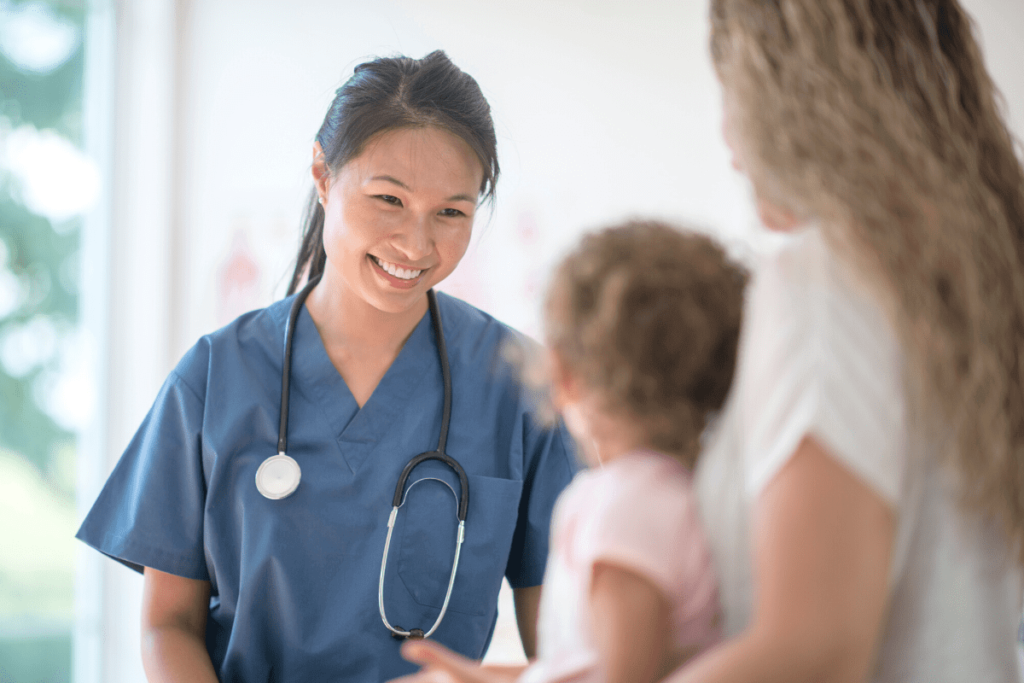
[390,212,433,261]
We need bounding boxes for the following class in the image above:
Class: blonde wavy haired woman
[677,0,1024,682]
[391,2,1024,683]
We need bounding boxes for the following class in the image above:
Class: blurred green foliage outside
[0,1,88,681]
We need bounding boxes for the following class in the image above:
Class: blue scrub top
[77,291,577,682]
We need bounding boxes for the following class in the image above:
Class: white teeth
[373,256,423,280]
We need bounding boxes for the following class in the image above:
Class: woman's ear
[755,196,802,232]
[312,142,330,204]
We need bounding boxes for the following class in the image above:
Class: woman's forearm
[513,585,541,658]
[665,631,819,683]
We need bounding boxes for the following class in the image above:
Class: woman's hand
[391,640,526,683]
[141,567,219,683]
[669,436,894,683]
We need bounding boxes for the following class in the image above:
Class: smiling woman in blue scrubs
[76,50,577,682]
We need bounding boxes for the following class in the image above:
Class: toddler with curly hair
[399,220,747,683]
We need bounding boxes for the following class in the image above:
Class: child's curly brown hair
[545,220,747,468]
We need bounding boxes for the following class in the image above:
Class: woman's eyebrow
[370,174,410,190]
[371,175,475,203]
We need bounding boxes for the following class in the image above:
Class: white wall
[85,0,1024,680]
[172,0,753,350]
[170,0,1024,349]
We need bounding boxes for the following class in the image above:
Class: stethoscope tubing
[272,278,469,640]
[379,509,465,639]
[278,276,321,456]
[378,288,469,639]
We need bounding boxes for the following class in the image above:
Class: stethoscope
[254,276,469,640]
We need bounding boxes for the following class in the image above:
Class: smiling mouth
[371,255,425,281]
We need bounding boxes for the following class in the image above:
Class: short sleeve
[505,415,579,588]
[580,456,708,602]
[75,344,210,580]
[739,230,907,504]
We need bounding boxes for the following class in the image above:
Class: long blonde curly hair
[710,0,1024,564]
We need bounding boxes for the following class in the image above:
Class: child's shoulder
[603,450,692,491]
[575,451,695,520]
[567,452,712,591]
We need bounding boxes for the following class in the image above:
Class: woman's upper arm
[141,568,219,682]
[750,435,894,681]
[142,567,210,636]
[76,360,211,579]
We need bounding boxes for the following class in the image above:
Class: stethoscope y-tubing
[387,291,469,521]
[378,288,469,639]
[277,278,468,639]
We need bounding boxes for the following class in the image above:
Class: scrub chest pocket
[396,472,524,616]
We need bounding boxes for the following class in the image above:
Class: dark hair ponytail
[288,189,327,295]
[287,50,500,295]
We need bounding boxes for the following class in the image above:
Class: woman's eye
[378,195,402,207]
[439,208,466,218]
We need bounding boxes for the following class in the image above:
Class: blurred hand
[389,640,525,683]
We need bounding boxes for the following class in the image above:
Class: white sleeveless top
[695,226,1024,682]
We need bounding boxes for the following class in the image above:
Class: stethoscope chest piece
[256,452,301,500]
[260,276,319,502]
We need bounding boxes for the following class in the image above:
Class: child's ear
[548,350,581,410]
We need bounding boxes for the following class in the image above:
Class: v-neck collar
[287,297,440,473]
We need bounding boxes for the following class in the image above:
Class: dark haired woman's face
[314,126,484,314]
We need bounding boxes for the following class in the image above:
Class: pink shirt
[521,451,721,683]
